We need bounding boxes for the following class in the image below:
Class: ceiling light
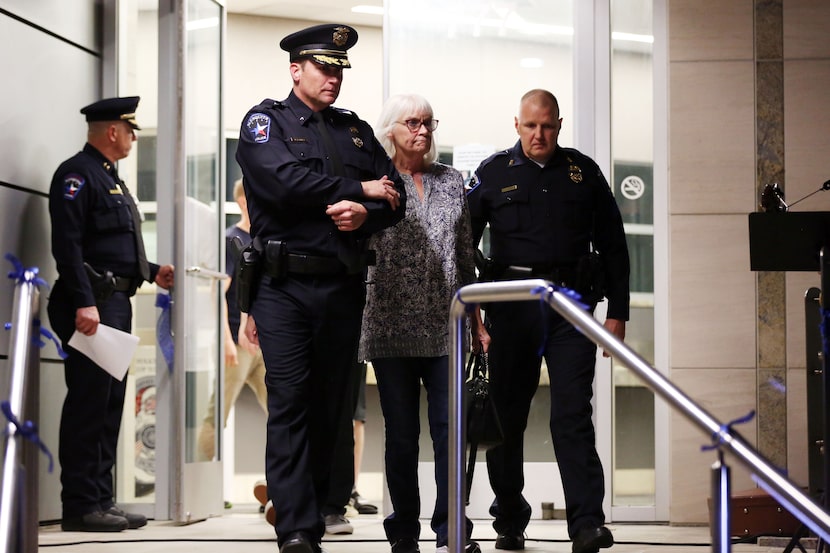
[352,5,384,15]
[520,57,544,69]
[612,31,654,44]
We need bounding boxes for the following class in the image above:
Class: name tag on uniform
[287,137,308,143]
[109,187,123,195]
[501,185,518,193]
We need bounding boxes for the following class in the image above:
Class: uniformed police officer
[467,89,630,553]
[47,96,175,532]
[235,23,406,553]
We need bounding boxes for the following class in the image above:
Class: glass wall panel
[117,0,161,507]
[390,0,661,520]
[120,0,224,513]
[386,0,574,479]
[387,0,574,161]
[183,0,223,464]
[610,0,655,508]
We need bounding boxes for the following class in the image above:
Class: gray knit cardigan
[359,163,477,361]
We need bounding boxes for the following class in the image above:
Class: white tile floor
[38,504,812,553]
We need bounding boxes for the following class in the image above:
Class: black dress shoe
[280,532,320,553]
[572,526,613,553]
[391,537,420,553]
[349,489,379,515]
[495,532,525,550]
[106,505,147,529]
[61,511,128,532]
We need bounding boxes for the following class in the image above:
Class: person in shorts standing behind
[197,177,268,464]
[235,23,405,553]
[349,364,378,516]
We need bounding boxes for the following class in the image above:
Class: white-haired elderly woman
[359,93,483,553]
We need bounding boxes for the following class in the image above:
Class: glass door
[607,0,666,522]
[155,0,226,523]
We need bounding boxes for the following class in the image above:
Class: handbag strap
[478,352,489,379]
[465,352,476,381]
[466,443,477,505]
[465,351,488,505]
[468,352,488,381]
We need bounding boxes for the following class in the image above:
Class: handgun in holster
[84,262,116,304]
[235,237,264,313]
[474,249,497,282]
[262,239,288,280]
[574,251,606,305]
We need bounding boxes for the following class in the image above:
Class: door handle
[185,266,229,281]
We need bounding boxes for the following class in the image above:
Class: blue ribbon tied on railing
[4,253,67,358]
[5,253,48,288]
[701,410,756,452]
[1,400,54,472]
[33,321,68,359]
[155,292,174,373]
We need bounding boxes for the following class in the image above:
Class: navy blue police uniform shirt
[49,143,159,309]
[466,141,630,321]
[235,90,406,257]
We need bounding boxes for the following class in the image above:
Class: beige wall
[225,16,384,139]
[668,0,829,524]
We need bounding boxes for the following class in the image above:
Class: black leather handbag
[465,351,503,504]
[466,352,503,450]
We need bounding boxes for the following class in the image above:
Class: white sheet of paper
[68,324,140,381]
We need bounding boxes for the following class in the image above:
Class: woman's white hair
[375,93,438,165]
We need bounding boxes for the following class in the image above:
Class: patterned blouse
[359,162,477,360]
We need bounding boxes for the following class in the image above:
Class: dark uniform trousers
[47,281,132,518]
[252,272,365,543]
[484,300,604,539]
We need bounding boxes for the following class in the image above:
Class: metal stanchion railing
[448,279,830,553]
[0,266,41,553]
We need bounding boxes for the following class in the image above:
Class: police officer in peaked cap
[80,96,142,129]
[235,23,406,553]
[47,96,174,532]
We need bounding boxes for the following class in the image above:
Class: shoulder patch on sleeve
[62,173,86,200]
[245,112,272,143]
[466,172,481,194]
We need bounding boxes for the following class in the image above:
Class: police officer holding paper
[235,23,405,553]
[47,96,174,532]
[467,89,629,553]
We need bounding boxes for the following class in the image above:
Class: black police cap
[279,23,358,68]
[80,96,141,130]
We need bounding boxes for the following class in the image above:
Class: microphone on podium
[760,179,830,212]
[760,182,788,212]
